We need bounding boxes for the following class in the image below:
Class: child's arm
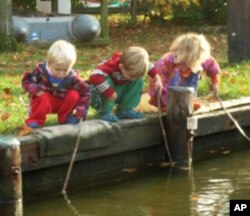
[89,70,116,99]
[89,53,121,100]
[147,63,163,94]
[211,74,220,97]
[21,66,47,97]
[202,57,221,97]
[72,74,91,120]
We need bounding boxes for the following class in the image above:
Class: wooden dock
[4,97,250,202]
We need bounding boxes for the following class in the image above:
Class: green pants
[91,77,143,114]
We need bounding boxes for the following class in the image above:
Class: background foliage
[12,0,36,11]
[12,0,227,25]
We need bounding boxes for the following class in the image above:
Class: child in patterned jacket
[22,40,90,128]
[148,33,221,111]
[88,46,162,122]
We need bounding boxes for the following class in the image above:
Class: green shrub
[12,0,36,11]
[171,2,204,25]
[201,0,227,25]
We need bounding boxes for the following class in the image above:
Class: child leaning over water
[22,40,90,128]
[88,46,162,122]
[147,33,221,111]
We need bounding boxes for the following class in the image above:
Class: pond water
[24,149,250,216]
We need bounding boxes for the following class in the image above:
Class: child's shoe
[117,109,144,119]
[26,121,40,128]
[100,112,118,122]
[66,115,80,124]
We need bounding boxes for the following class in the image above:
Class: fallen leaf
[222,150,231,155]
[210,150,217,154]
[191,196,199,201]
[18,125,33,136]
[160,161,172,168]
[147,163,154,167]
[122,168,137,173]
[3,88,11,95]
[0,113,11,121]
[136,93,158,113]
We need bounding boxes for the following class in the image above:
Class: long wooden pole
[0,137,23,216]
[165,86,194,169]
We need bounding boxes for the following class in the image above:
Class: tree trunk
[228,0,250,63]
[0,0,17,51]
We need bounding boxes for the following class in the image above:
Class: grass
[1,21,250,135]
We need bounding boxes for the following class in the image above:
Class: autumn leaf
[18,125,33,136]
[160,161,172,168]
[0,113,11,121]
[12,55,18,61]
[210,149,217,154]
[241,87,248,95]
[147,163,154,167]
[222,150,231,155]
[122,168,137,173]
[3,88,11,95]
[191,196,199,201]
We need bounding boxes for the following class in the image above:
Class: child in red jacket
[88,46,162,122]
[22,40,90,128]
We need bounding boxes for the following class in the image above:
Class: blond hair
[170,33,211,73]
[47,40,77,70]
[120,46,149,79]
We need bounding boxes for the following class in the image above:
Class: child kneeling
[22,40,90,128]
[88,46,162,122]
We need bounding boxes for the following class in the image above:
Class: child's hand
[36,91,44,96]
[212,84,219,98]
[153,74,163,95]
[108,92,117,101]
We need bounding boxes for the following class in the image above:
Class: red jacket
[88,52,157,98]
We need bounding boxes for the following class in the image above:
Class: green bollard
[0,137,23,216]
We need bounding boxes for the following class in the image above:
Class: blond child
[148,33,221,111]
[88,46,162,122]
[22,40,90,128]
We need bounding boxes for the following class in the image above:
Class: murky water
[24,149,250,216]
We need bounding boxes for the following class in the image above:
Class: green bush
[171,2,204,25]
[172,0,227,25]
[201,0,227,25]
[147,0,227,25]
[12,0,36,11]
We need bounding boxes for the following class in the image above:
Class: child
[88,46,162,122]
[148,33,221,111]
[22,40,90,128]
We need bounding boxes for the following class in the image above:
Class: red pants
[26,90,79,126]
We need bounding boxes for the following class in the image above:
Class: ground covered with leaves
[1,23,250,135]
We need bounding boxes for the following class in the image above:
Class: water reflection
[24,149,250,216]
[191,150,250,216]
[191,174,234,215]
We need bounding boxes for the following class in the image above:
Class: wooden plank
[193,127,250,161]
[194,105,250,136]
[194,97,250,114]
[20,144,39,170]
[19,117,163,171]
[17,97,250,170]
[0,138,22,215]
